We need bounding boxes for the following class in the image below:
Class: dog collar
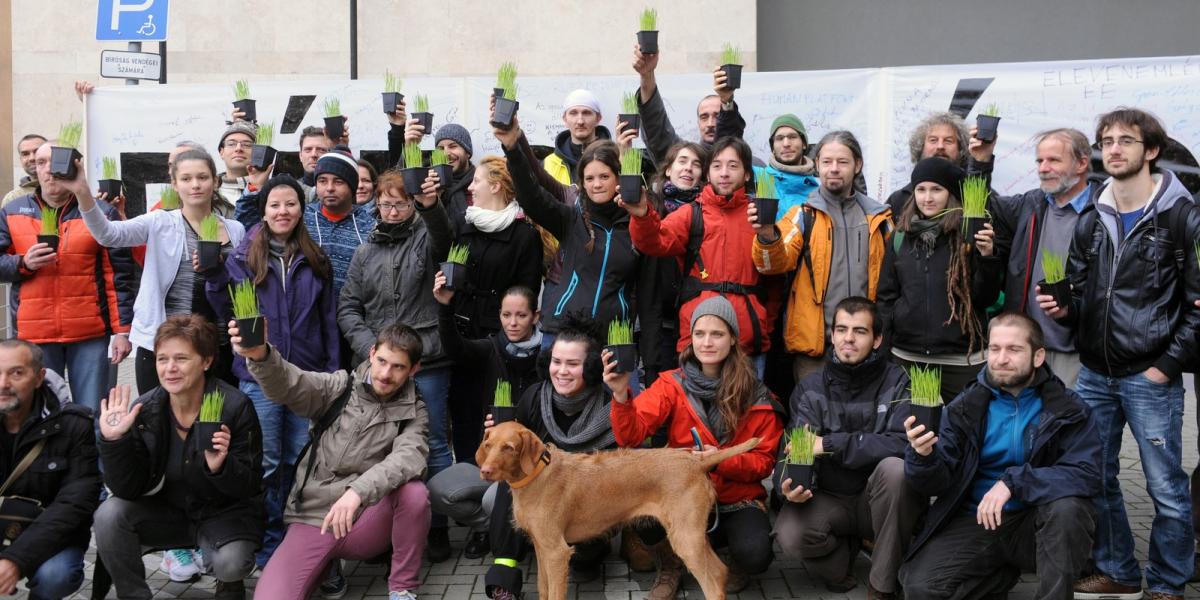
[508,449,552,489]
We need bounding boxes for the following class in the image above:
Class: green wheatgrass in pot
[620,148,643,176]
[101,157,119,180]
[233,79,251,101]
[496,63,518,100]
[787,425,817,465]
[445,244,470,265]
[908,365,944,407]
[639,7,657,31]
[1041,251,1067,284]
[720,43,742,65]
[199,390,225,422]
[755,170,779,199]
[198,214,221,242]
[323,96,342,118]
[414,94,430,113]
[255,122,275,147]
[384,71,402,94]
[960,176,989,219]
[431,148,450,166]
[607,319,634,345]
[493,381,513,408]
[39,205,59,236]
[982,103,1000,117]
[403,142,424,169]
[621,91,639,115]
[57,121,83,149]
[228,279,261,320]
[159,187,180,210]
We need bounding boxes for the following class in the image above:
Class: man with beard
[887,112,973,215]
[978,129,1094,387]
[307,150,375,298]
[2,135,45,206]
[751,130,891,382]
[631,45,723,165]
[900,313,1100,600]
[0,339,100,600]
[216,122,255,209]
[1041,108,1200,600]
[774,297,920,600]
[543,90,611,185]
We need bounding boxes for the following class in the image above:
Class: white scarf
[465,201,520,233]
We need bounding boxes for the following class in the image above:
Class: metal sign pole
[126,41,140,85]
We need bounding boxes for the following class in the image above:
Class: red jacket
[629,185,772,353]
[610,367,783,504]
[0,193,134,343]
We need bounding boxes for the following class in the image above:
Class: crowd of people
[0,43,1197,600]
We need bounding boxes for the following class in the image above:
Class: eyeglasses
[1096,136,1143,150]
[377,200,414,213]
[223,140,254,149]
[772,133,802,144]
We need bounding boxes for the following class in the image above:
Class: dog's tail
[698,437,761,470]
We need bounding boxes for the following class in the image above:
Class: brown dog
[476,420,761,600]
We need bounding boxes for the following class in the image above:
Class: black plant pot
[49,147,81,180]
[401,167,426,196]
[1039,278,1071,311]
[910,404,942,438]
[785,463,816,492]
[250,145,277,170]
[432,164,453,187]
[976,114,1001,143]
[637,30,659,54]
[721,64,743,91]
[36,234,59,252]
[236,316,265,348]
[412,112,434,134]
[98,179,123,199]
[491,405,517,425]
[233,99,257,122]
[324,116,346,141]
[754,197,779,225]
[492,97,519,130]
[195,421,223,452]
[963,217,989,248]
[617,113,641,134]
[382,92,404,114]
[440,261,467,291]
[493,87,506,100]
[197,240,222,271]
[606,343,637,373]
[619,175,643,204]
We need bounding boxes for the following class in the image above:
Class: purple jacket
[205,223,340,382]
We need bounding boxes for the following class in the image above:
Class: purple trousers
[254,480,431,597]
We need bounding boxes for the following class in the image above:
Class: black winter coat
[788,351,910,495]
[437,303,542,405]
[905,366,1101,557]
[1059,170,1200,379]
[877,226,1003,356]
[98,379,264,548]
[0,381,99,578]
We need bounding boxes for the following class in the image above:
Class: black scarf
[585,197,623,226]
[662,182,701,214]
[906,217,943,258]
[369,214,416,244]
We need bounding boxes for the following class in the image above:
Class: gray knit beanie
[690,296,740,338]
[434,124,473,157]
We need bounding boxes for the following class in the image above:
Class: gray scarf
[682,360,730,444]
[504,330,543,359]
[539,383,615,451]
[768,154,816,175]
[907,217,943,258]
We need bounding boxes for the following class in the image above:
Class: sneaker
[320,561,348,599]
[427,526,452,563]
[159,549,200,583]
[464,530,491,559]
[1072,573,1141,599]
[214,580,247,600]
[491,587,519,600]
[193,548,211,575]
[389,591,418,600]
[1144,594,1183,600]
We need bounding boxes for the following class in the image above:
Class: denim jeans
[25,545,86,600]
[1076,365,1194,594]
[415,366,453,529]
[241,380,309,567]
[39,336,109,411]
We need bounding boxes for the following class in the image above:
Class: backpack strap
[892,230,905,254]
[292,372,355,509]
[797,206,818,294]
[680,203,707,285]
[0,439,46,497]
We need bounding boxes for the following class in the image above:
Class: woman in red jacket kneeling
[605,295,783,594]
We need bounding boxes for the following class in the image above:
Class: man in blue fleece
[898,312,1101,600]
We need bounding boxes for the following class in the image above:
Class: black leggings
[637,504,774,574]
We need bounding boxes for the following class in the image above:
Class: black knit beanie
[909,157,965,196]
[257,174,307,216]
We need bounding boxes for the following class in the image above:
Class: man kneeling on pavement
[900,312,1100,599]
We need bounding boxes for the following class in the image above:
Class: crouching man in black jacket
[0,339,100,600]
[773,297,920,600]
[899,313,1100,599]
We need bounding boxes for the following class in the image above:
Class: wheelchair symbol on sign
[137,14,156,36]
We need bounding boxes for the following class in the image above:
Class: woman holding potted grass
[202,174,339,568]
[877,157,1002,401]
[605,296,784,595]
[78,148,246,393]
[93,314,263,600]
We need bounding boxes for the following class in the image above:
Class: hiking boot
[867,583,897,600]
[427,526,452,563]
[464,530,491,559]
[620,526,655,572]
[319,561,348,599]
[647,545,684,600]
[159,549,200,583]
[725,567,749,593]
[214,580,246,600]
[1071,573,1141,599]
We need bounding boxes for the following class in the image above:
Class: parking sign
[96,0,169,42]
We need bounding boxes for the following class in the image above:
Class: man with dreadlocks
[877,157,1003,402]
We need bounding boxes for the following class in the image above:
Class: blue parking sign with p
[96,0,169,42]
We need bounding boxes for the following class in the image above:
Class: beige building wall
[8,0,755,178]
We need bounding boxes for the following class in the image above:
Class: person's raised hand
[493,114,522,150]
[247,164,271,189]
[1035,286,1068,320]
[632,44,660,79]
[404,117,425,143]
[975,222,995,257]
[21,242,57,271]
[615,120,637,152]
[387,98,408,127]
[904,415,937,456]
[616,184,649,218]
[780,477,814,504]
[713,66,733,104]
[968,125,996,163]
[99,385,141,441]
[74,80,95,102]
[602,349,632,403]
[203,424,232,474]
[417,170,441,207]
[432,271,454,306]
[229,319,269,362]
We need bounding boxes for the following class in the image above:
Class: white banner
[85,54,1200,210]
